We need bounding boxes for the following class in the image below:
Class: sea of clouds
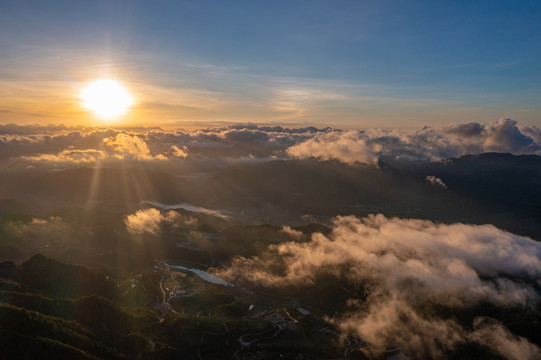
[1,118,540,170]
[2,119,540,359]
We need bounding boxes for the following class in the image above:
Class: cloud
[104,133,165,160]
[124,208,200,235]
[1,119,539,171]
[483,118,536,152]
[170,145,188,158]
[469,318,541,360]
[169,125,328,161]
[280,225,303,240]
[425,175,447,188]
[442,122,486,137]
[124,208,182,235]
[337,301,541,359]
[0,127,118,163]
[18,149,107,166]
[140,200,230,219]
[0,123,328,169]
[287,130,380,165]
[0,123,85,135]
[218,215,541,358]
[287,119,541,165]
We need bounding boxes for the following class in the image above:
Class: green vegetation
[0,256,158,359]
[0,253,349,359]
[20,254,117,299]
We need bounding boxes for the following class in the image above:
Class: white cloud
[287,119,541,165]
[2,119,539,170]
[124,208,183,235]
[104,133,164,160]
[287,129,380,165]
[218,215,541,358]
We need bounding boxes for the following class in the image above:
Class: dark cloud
[443,122,486,137]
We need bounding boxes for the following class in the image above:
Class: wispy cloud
[140,200,229,219]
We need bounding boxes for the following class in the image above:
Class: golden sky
[1,1,540,129]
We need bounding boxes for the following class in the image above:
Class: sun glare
[81,79,134,119]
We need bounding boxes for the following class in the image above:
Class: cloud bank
[1,119,539,170]
[0,123,327,169]
[287,119,541,165]
[218,215,541,359]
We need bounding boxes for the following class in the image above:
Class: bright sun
[81,79,134,119]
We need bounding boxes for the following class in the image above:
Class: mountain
[19,254,117,299]
[0,199,29,215]
[198,157,540,238]
[401,153,541,214]
[399,153,541,238]
[0,255,161,359]
[1,154,539,239]
[0,167,199,207]
[199,158,471,210]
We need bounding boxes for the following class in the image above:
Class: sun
[81,79,134,119]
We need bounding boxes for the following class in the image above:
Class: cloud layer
[287,119,541,165]
[218,215,541,359]
[1,119,539,171]
[0,123,327,170]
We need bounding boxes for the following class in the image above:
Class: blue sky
[1,0,540,128]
